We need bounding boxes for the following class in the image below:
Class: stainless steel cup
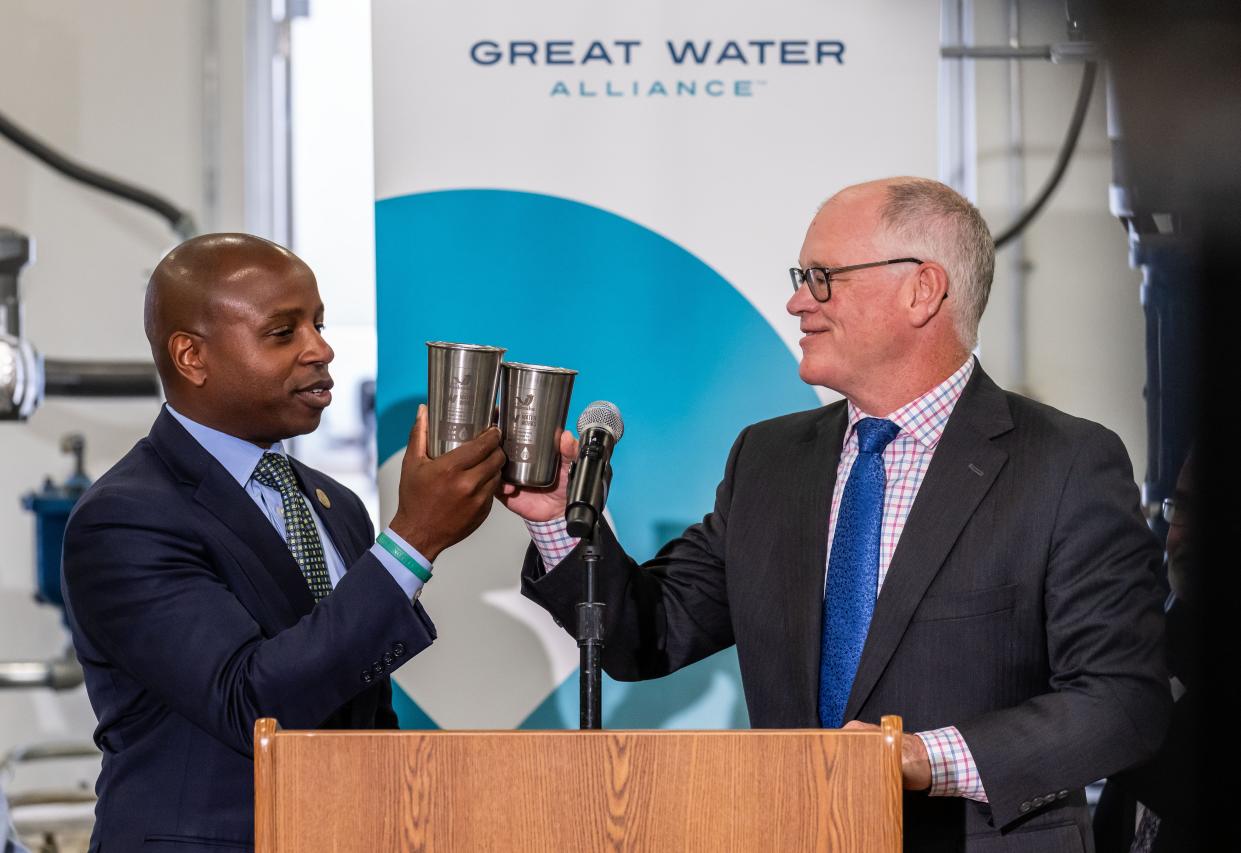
[426,341,506,457]
[498,361,577,487]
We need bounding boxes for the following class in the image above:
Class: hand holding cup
[498,428,579,522]
[390,404,506,561]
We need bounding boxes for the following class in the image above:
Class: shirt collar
[845,357,976,452]
[165,404,287,488]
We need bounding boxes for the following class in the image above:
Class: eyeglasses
[1161,497,1190,527]
[789,257,924,303]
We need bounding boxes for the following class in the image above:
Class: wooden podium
[253,716,903,851]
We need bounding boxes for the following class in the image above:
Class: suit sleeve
[62,487,435,756]
[351,488,403,731]
[519,426,751,681]
[956,426,1171,829]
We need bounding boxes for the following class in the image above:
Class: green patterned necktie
[252,452,333,602]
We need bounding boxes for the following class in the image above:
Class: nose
[305,327,334,365]
[1165,522,1184,563]
[787,279,816,316]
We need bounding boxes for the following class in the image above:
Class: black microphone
[565,401,624,538]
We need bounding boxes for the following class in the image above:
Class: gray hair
[877,179,994,349]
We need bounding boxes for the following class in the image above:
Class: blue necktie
[819,417,900,728]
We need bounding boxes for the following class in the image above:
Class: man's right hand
[498,428,578,522]
[388,405,506,562]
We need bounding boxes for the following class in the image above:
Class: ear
[168,331,208,388]
[906,261,951,329]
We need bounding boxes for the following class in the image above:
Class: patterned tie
[252,452,333,602]
[819,417,901,728]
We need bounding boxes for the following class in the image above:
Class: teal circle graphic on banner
[375,189,819,729]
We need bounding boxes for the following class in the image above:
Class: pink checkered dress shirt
[527,357,987,801]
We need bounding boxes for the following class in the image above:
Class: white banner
[372,0,939,729]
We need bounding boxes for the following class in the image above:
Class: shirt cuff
[369,527,431,601]
[525,518,580,571]
[917,726,989,802]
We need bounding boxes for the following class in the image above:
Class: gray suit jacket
[522,363,1170,852]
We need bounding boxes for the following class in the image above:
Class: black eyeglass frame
[789,257,925,303]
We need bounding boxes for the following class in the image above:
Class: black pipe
[43,358,161,398]
[0,108,196,240]
[992,62,1099,249]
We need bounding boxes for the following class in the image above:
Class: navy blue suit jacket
[62,408,436,852]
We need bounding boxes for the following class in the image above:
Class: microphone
[565,401,624,538]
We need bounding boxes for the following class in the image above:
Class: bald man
[503,179,1169,851]
[62,234,503,852]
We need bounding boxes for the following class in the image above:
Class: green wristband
[377,531,433,583]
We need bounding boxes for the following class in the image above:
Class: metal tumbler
[426,341,506,457]
[498,362,577,486]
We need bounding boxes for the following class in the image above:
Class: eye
[314,322,326,333]
[270,326,294,338]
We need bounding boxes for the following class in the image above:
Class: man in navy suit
[62,234,504,852]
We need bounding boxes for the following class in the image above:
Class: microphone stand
[576,524,605,730]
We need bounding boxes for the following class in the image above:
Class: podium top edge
[255,728,901,737]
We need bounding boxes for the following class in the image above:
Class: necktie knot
[855,418,900,455]
[253,452,296,493]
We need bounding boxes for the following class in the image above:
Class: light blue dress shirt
[166,406,430,600]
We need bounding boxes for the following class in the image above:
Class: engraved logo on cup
[509,384,540,445]
[447,371,476,422]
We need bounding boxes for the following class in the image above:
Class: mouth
[799,328,830,345]
[294,378,334,410]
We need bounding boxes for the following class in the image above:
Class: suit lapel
[786,403,848,721]
[192,467,318,617]
[289,459,364,566]
[148,409,316,622]
[843,367,1014,721]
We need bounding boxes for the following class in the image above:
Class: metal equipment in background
[0,227,162,422]
[2,95,201,420]
[940,0,1193,541]
[1,435,100,853]
[23,435,90,614]
[0,434,93,693]
[2,741,97,853]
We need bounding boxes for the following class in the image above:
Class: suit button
[382,652,394,666]
[372,661,385,674]
[1019,802,1031,813]
[392,642,407,657]
[361,670,373,684]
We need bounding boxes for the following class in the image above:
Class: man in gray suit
[501,177,1169,851]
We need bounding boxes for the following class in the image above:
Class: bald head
[145,233,312,383]
[143,233,333,445]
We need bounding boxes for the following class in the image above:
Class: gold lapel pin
[316,488,331,509]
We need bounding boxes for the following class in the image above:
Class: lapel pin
[968,463,984,477]
[316,488,331,509]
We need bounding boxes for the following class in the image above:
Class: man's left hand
[842,720,932,791]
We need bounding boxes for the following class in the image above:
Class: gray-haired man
[501,177,1170,851]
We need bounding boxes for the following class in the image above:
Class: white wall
[970,0,1147,471]
[0,0,249,788]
